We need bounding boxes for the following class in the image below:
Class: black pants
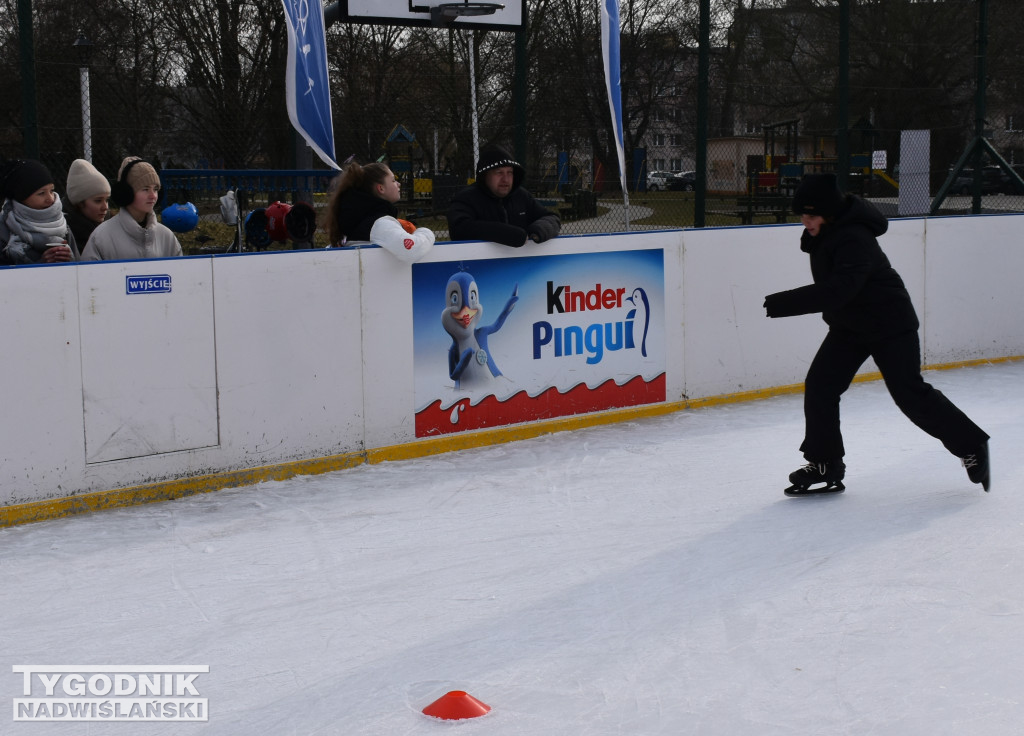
[800,329,989,461]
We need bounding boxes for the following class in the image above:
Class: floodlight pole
[74,33,94,163]
[969,0,988,212]
[79,67,92,162]
[694,0,709,227]
[469,30,480,173]
[18,0,39,157]
[836,0,849,192]
[514,28,527,167]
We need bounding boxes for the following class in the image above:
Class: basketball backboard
[339,0,525,30]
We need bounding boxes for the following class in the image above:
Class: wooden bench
[708,196,793,225]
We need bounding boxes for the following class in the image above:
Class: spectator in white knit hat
[63,158,110,249]
[81,156,182,261]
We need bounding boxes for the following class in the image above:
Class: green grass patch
[625,192,799,228]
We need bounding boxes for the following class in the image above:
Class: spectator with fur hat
[82,156,182,261]
[0,158,79,264]
[447,144,560,247]
[763,173,990,494]
[63,158,110,249]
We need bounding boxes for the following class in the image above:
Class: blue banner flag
[600,0,630,224]
[282,0,339,169]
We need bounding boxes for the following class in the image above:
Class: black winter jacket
[333,189,397,242]
[447,180,560,247]
[63,202,101,252]
[764,195,919,340]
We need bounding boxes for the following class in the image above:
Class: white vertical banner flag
[282,0,339,169]
[600,0,630,227]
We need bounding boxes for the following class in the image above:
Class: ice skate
[784,459,846,496]
[961,442,990,492]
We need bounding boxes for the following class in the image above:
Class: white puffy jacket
[368,216,434,263]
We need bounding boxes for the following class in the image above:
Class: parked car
[950,167,1014,195]
[666,171,696,191]
[646,170,674,191]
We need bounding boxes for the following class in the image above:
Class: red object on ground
[421,690,492,720]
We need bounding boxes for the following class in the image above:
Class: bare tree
[4,0,1021,186]
[725,0,980,180]
[0,0,28,156]
[399,25,520,177]
[0,0,176,174]
[532,0,696,189]
[983,0,1024,165]
[161,0,289,167]
[327,23,421,163]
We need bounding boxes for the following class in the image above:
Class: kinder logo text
[126,274,172,294]
[533,281,652,365]
[12,665,209,722]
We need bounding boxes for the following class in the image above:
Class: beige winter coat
[81,208,182,261]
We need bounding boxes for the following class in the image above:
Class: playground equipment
[745,120,897,198]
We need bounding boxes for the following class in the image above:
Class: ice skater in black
[763,174,990,495]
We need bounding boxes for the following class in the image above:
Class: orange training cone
[422,690,491,720]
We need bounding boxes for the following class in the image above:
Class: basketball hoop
[430,1,504,26]
[340,1,522,31]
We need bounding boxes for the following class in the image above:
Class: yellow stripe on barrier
[3,355,1019,529]
[0,453,366,529]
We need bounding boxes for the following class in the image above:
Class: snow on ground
[2,361,1022,735]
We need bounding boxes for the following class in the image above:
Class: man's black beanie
[476,145,523,178]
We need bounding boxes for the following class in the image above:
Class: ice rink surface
[2,361,1022,735]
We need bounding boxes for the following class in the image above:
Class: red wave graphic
[415,374,666,437]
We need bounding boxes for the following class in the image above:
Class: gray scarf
[1,195,76,263]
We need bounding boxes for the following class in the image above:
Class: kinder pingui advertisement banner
[413,249,665,436]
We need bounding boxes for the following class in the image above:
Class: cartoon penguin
[626,287,650,357]
[442,271,519,390]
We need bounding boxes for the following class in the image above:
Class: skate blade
[784,480,845,497]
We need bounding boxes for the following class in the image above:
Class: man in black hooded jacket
[447,145,560,247]
[763,173,990,495]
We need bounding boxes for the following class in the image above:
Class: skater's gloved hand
[763,294,782,318]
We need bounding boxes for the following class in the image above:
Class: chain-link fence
[4,0,1024,253]
[153,144,1024,253]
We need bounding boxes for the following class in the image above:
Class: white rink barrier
[2,213,1022,524]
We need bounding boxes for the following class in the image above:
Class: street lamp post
[73,33,94,162]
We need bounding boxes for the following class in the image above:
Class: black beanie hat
[1,159,54,202]
[476,145,523,178]
[791,173,845,218]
